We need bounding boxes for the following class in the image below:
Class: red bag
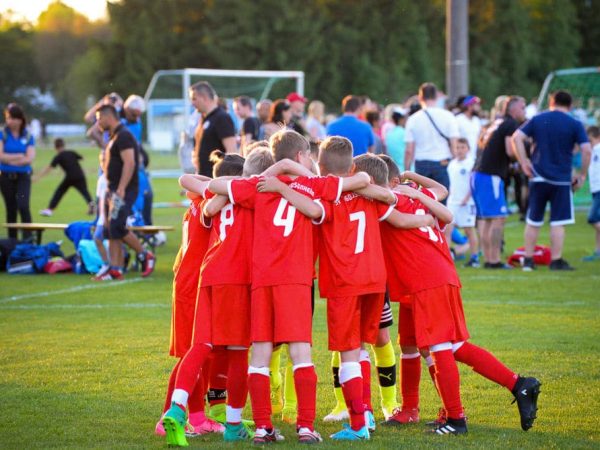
[507,245,552,267]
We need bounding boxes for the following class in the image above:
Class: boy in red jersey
[379,158,541,435]
[314,142,433,440]
[156,173,223,439]
[209,130,371,444]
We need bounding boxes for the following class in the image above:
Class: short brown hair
[418,82,437,101]
[244,140,269,156]
[353,153,389,187]
[318,136,353,175]
[210,150,244,177]
[342,95,361,113]
[269,129,309,162]
[588,126,600,139]
[457,137,469,147]
[243,147,274,176]
[378,154,400,183]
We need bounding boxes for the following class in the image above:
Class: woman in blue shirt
[0,103,36,239]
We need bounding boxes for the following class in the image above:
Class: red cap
[286,92,307,103]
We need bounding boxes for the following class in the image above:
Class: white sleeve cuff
[335,177,343,202]
[379,203,395,222]
[227,180,235,205]
[311,199,326,225]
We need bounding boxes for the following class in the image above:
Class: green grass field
[1,146,599,449]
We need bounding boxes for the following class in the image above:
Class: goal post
[143,68,305,151]
[537,67,600,114]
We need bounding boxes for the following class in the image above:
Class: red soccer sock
[175,343,212,395]
[359,353,372,411]
[454,342,518,391]
[401,354,421,410]
[227,348,249,410]
[163,359,182,413]
[294,365,317,430]
[248,368,272,429]
[208,346,228,407]
[431,349,464,420]
[188,369,206,414]
[341,377,366,430]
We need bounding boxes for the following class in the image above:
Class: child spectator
[583,126,600,261]
[447,137,480,267]
[36,139,94,217]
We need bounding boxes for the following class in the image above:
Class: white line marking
[0,302,168,310]
[0,278,145,303]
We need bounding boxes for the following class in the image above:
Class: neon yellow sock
[373,341,398,411]
[269,345,283,389]
[283,357,297,409]
[331,351,345,409]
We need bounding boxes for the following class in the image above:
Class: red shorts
[192,285,252,347]
[397,285,470,348]
[169,296,196,358]
[327,293,385,351]
[251,285,312,344]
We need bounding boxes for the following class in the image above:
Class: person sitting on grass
[36,138,94,217]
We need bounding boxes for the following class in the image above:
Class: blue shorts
[527,181,574,227]
[471,172,507,219]
[588,191,600,224]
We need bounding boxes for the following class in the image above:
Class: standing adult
[0,103,35,240]
[384,108,408,171]
[404,82,459,193]
[286,92,308,136]
[456,95,482,161]
[472,96,526,268]
[305,100,327,141]
[512,90,592,271]
[326,95,374,156]
[93,104,155,280]
[190,81,237,177]
[233,95,261,153]
[261,99,292,141]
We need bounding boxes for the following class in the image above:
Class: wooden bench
[2,223,174,251]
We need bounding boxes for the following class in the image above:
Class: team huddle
[157,129,541,446]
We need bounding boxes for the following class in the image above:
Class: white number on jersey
[219,203,235,241]
[273,198,297,237]
[415,208,441,243]
[349,211,366,254]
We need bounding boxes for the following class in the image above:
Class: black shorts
[105,189,137,239]
[379,291,393,329]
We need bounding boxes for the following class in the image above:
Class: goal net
[143,68,304,152]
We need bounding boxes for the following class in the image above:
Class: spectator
[513,90,592,271]
[0,103,35,240]
[84,93,123,149]
[490,95,509,122]
[256,99,272,125]
[305,100,326,140]
[36,138,94,217]
[384,108,408,171]
[525,97,538,119]
[190,81,237,177]
[262,99,292,141]
[365,110,385,154]
[286,92,308,136]
[93,104,154,280]
[326,95,374,156]
[404,82,459,195]
[456,95,482,161]
[233,95,261,153]
[582,126,600,261]
[472,96,526,269]
[179,109,201,174]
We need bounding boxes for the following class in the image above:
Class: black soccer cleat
[512,376,541,431]
[429,417,467,436]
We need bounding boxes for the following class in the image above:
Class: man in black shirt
[93,104,155,280]
[233,95,261,154]
[190,81,237,177]
[472,96,526,268]
[36,138,94,216]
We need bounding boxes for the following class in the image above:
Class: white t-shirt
[447,157,474,205]
[590,143,600,194]
[405,107,459,161]
[456,113,481,160]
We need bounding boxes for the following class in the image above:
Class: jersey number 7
[349,211,366,254]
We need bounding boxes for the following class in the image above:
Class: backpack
[507,245,552,267]
[7,242,63,274]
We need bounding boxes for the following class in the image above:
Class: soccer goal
[143,68,305,151]
[537,67,600,123]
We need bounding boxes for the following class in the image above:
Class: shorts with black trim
[379,292,393,329]
[527,180,574,227]
[471,172,508,219]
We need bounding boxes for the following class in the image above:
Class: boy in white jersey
[447,138,479,267]
[583,126,600,261]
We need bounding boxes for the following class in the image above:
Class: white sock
[171,388,189,407]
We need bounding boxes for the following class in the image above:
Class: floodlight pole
[446,0,469,105]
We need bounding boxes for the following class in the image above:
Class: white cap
[124,95,146,113]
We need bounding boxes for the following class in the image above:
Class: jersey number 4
[273,198,297,237]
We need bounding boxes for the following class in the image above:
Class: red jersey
[228,174,342,288]
[319,192,393,298]
[380,188,460,299]
[200,199,253,287]
[173,198,211,301]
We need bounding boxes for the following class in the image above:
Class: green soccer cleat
[223,422,254,441]
[208,403,255,428]
[162,402,189,447]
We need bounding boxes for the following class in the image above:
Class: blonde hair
[269,129,309,162]
[308,100,325,122]
[243,147,274,176]
[353,153,389,187]
[318,136,353,176]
